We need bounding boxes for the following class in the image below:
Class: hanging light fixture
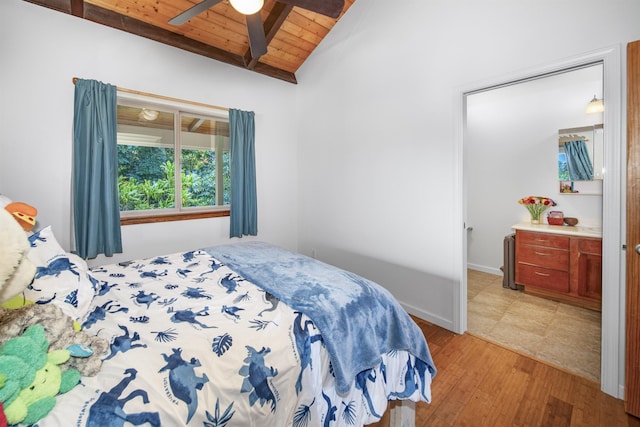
[139,108,159,121]
[586,95,604,114]
[229,0,264,15]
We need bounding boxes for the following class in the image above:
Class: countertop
[512,221,602,238]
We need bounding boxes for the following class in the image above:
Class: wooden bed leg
[367,400,416,427]
[389,400,416,427]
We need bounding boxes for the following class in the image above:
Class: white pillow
[23,226,97,322]
[27,225,69,265]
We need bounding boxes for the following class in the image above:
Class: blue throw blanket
[206,242,436,395]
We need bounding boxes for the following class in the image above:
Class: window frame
[116,91,231,225]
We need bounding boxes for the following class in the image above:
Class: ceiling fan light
[229,0,263,15]
[586,95,604,114]
[139,108,159,121]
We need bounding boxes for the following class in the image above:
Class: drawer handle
[535,239,550,243]
[534,251,550,256]
[534,272,550,277]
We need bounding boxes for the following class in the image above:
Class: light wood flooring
[466,269,601,382]
[406,316,637,427]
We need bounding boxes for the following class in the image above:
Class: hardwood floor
[407,316,638,427]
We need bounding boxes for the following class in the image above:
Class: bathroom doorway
[457,46,623,397]
[464,64,604,381]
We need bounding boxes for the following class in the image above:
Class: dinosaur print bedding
[33,247,433,427]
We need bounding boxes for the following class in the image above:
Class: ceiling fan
[169,0,345,59]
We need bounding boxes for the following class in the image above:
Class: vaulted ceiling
[25,0,356,84]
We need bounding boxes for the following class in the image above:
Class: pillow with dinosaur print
[21,226,98,323]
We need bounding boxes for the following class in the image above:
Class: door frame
[453,45,623,398]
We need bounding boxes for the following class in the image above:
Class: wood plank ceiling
[24,0,355,83]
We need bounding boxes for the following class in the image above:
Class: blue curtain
[229,109,258,238]
[73,79,122,258]
[564,140,594,181]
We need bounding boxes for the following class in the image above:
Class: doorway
[455,46,623,398]
[466,64,603,381]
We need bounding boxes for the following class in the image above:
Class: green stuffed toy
[0,325,80,425]
[0,325,47,412]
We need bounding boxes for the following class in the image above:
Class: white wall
[5,0,635,328]
[295,0,640,331]
[0,0,300,266]
[2,0,640,396]
[466,65,604,274]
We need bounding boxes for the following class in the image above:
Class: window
[116,94,230,224]
[558,151,570,181]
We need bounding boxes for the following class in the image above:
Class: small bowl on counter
[563,217,579,226]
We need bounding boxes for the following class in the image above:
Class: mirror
[558,124,603,184]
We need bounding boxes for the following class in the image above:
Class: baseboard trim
[467,263,502,276]
[401,302,454,332]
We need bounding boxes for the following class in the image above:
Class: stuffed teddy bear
[0,207,36,303]
[0,325,80,425]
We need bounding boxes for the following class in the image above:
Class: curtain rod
[559,134,589,144]
[559,123,603,134]
[72,77,229,112]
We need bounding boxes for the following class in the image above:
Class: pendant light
[586,95,604,114]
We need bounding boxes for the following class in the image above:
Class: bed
[1,225,436,427]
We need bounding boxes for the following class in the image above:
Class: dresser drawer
[517,245,569,271]
[517,230,570,250]
[517,264,570,293]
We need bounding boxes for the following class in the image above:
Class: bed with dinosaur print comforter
[34,244,435,427]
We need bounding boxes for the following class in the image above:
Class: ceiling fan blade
[245,13,268,58]
[277,0,344,18]
[169,0,224,25]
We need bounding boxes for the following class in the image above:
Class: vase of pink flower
[518,196,557,224]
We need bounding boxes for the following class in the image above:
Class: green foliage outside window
[558,153,570,181]
[118,145,230,211]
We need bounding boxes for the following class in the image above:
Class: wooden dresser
[513,223,602,311]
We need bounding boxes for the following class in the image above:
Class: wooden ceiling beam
[24,0,71,13]
[70,0,83,16]
[188,118,205,132]
[23,0,298,84]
